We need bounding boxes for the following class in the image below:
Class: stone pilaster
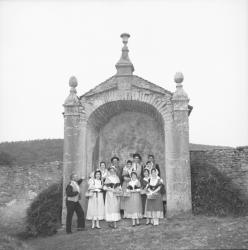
[76,102,88,212]
[166,72,192,217]
[62,76,81,224]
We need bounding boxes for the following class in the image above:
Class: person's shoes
[77,228,85,231]
[132,224,135,227]
[96,226,101,229]
[66,231,72,234]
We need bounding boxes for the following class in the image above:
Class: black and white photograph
[0,0,248,249]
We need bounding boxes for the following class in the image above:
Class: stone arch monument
[63,33,192,221]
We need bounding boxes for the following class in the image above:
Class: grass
[27,216,248,250]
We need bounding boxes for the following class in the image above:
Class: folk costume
[150,162,160,177]
[89,168,108,181]
[86,178,105,221]
[145,174,164,225]
[104,170,121,223]
[140,176,150,216]
[99,168,108,202]
[99,168,108,182]
[125,178,143,220]
[142,162,160,178]
[65,178,85,233]
[120,163,135,215]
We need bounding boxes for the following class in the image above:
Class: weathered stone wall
[0,161,62,207]
[1,147,248,208]
[190,147,248,198]
[99,111,165,177]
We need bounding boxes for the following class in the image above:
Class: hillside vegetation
[0,139,63,165]
[0,139,232,165]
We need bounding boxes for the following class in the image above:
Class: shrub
[24,181,63,237]
[191,164,248,216]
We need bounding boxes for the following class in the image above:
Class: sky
[0,0,247,147]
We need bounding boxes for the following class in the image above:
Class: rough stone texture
[99,111,165,176]
[0,161,62,207]
[63,37,192,221]
[63,74,192,220]
[166,81,192,217]
[190,147,248,199]
[0,147,248,221]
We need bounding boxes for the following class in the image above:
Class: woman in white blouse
[86,170,105,229]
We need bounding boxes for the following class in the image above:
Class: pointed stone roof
[80,33,173,99]
[115,33,134,76]
[80,74,172,98]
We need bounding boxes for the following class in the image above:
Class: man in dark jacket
[110,156,123,183]
[65,173,85,233]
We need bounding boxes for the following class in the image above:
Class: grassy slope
[0,139,63,165]
[27,216,248,250]
[0,139,232,165]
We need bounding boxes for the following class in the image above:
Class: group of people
[65,153,165,234]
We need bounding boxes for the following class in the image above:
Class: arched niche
[86,100,165,179]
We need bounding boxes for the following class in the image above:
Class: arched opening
[86,100,165,179]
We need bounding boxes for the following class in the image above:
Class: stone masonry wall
[190,147,248,199]
[99,111,165,177]
[0,161,62,207]
[1,147,248,207]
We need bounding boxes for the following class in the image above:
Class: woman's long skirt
[141,194,147,216]
[86,192,105,220]
[120,180,129,213]
[124,192,142,219]
[105,191,121,222]
[145,193,164,219]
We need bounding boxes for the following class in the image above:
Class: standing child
[140,168,150,217]
[104,166,122,228]
[125,171,143,226]
[86,170,105,229]
[145,168,164,226]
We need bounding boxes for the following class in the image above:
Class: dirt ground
[1,202,248,250]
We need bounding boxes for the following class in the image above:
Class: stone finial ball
[174,72,184,84]
[69,76,78,88]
